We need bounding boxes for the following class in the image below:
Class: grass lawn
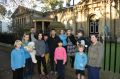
[103,42,120,73]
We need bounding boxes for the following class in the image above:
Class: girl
[11,40,25,79]
[54,40,67,79]
[74,44,87,79]
[35,32,48,78]
[22,33,33,79]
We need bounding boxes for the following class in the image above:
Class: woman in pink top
[54,40,67,79]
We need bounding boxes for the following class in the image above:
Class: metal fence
[103,36,120,73]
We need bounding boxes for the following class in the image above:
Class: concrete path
[0,49,76,79]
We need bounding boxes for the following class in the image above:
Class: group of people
[11,27,104,79]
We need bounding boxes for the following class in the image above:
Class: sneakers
[54,71,57,75]
[57,76,60,79]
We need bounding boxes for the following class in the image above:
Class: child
[54,40,67,79]
[11,40,26,79]
[74,44,87,79]
[34,32,48,78]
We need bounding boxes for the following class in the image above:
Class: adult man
[48,29,61,73]
[29,27,37,42]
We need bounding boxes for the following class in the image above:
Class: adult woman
[87,34,104,79]
[59,29,67,50]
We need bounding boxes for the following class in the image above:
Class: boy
[74,44,87,79]
[11,40,26,79]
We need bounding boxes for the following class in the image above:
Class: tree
[39,0,64,11]
[66,0,71,6]
[11,24,26,38]
[0,4,6,16]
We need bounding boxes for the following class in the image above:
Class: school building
[11,0,120,37]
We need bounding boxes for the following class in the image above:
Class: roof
[11,5,43,18]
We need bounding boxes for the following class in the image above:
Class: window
[95,22,98,33]
[89,20,99,35]
[22,18,24,26]
[90,22,94,33]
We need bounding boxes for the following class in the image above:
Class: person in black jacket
[66,29,76,68]
[76,30,91,52]
[48,29,61,74]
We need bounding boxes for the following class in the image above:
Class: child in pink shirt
[54,40,67,79]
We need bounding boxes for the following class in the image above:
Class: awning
[33,18,53,22]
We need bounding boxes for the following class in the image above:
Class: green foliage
[0,4,6,16]
[39,0,64,11]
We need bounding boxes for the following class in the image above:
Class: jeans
[24,58,33,79]
[36,55,48,75]
[56,60,65,79]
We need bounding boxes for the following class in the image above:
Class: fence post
[114,37,117,73]
[104,36,107,70]
[109,37,112,71]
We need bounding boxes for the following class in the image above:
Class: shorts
[76,69,85,75]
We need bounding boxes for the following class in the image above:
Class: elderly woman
[87,34,104,79]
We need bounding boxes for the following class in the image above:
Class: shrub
[0,32,16,45]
